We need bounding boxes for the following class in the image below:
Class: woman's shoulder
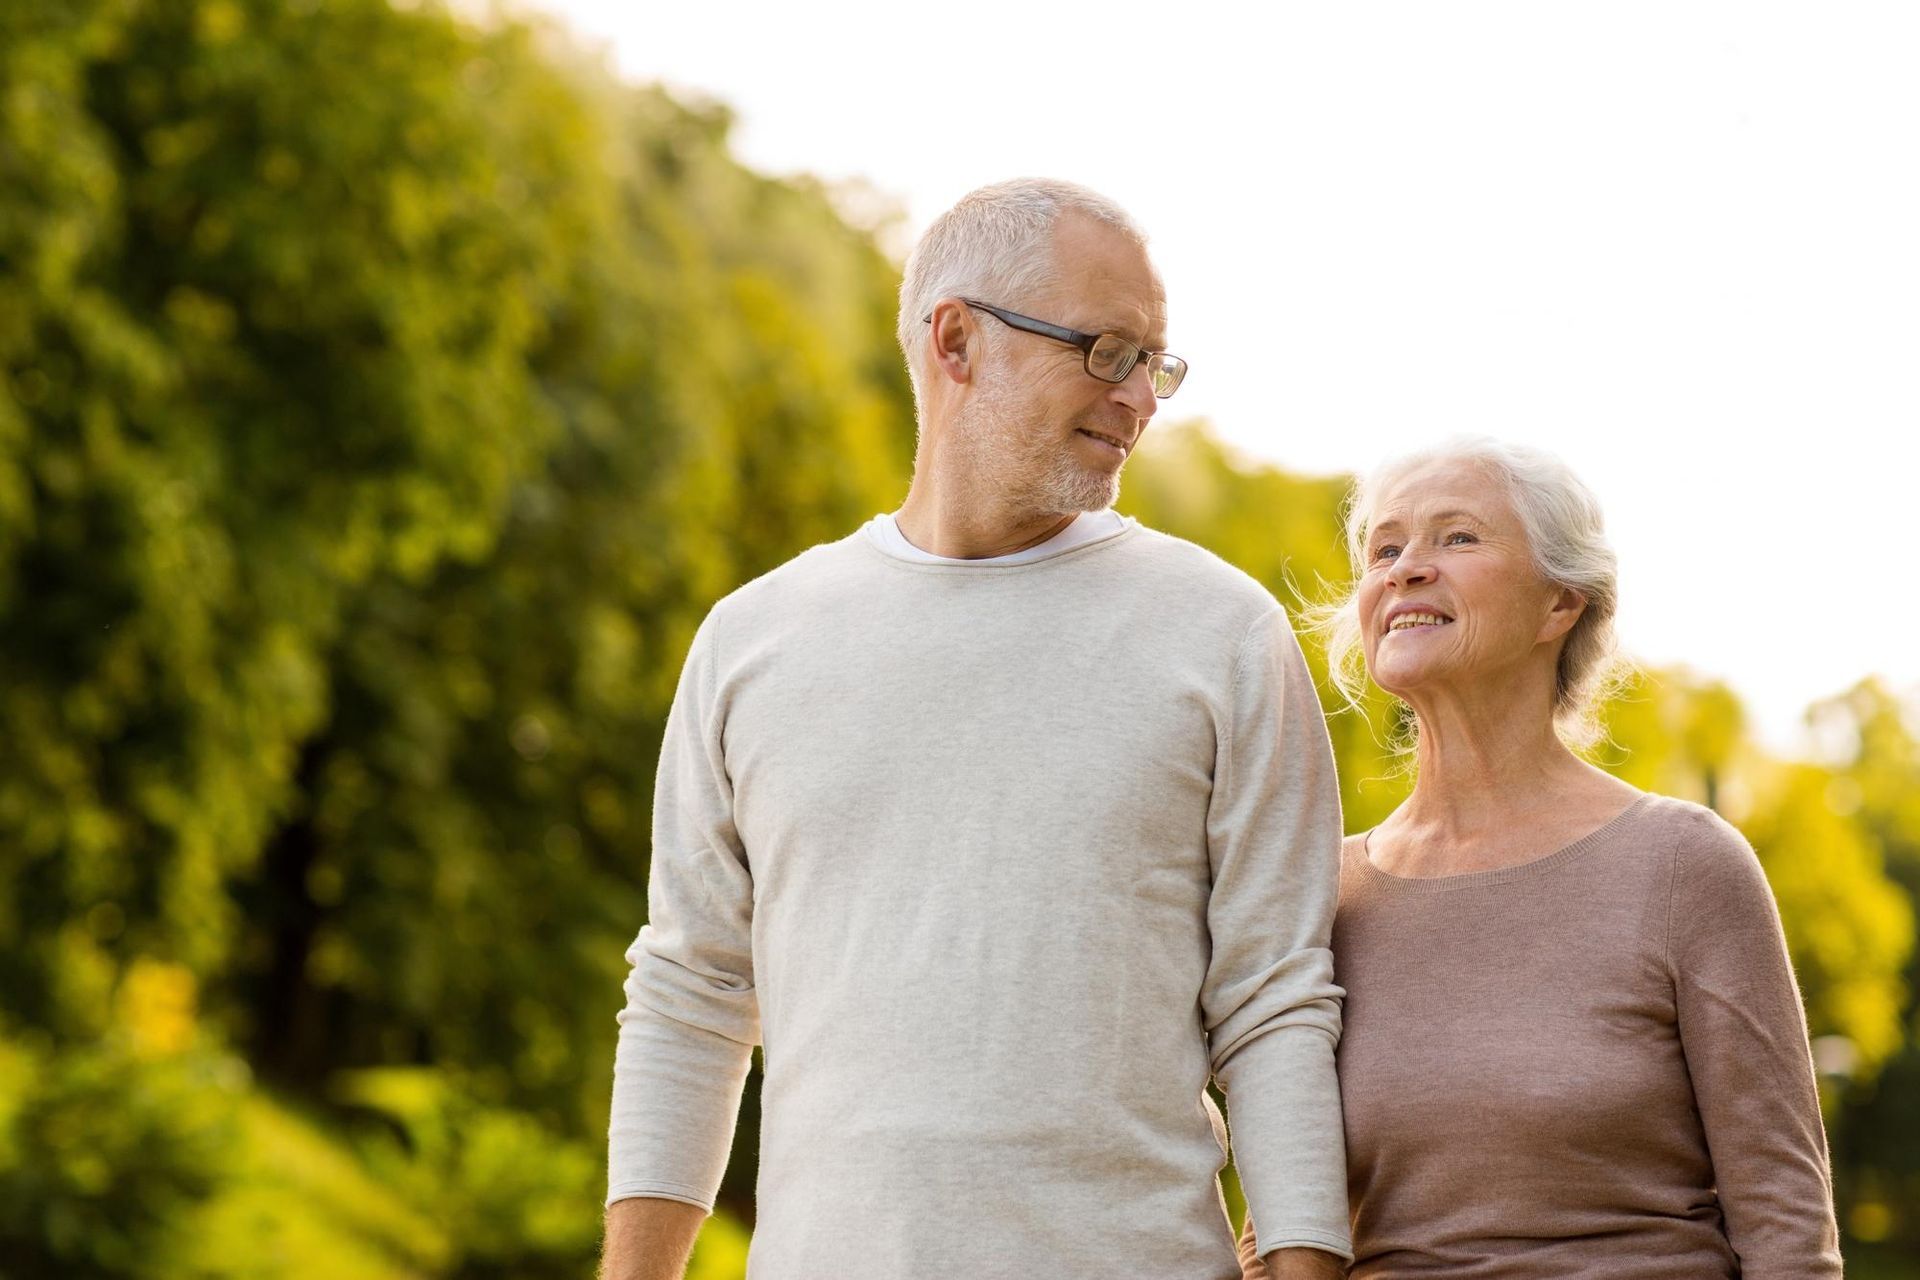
[1335,830,1379,903]
[1632,792,1763,870]
[1625,793,1781,941]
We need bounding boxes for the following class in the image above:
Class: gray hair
[1313,437,1629,751]
[895,178,1147,409]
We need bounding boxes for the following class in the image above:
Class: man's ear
[927,298,976,387]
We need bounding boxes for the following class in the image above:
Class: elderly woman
[1239,439,1841,1278]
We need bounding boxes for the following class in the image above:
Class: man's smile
[1076,426,1133,458]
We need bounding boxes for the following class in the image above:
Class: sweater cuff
[605,1181,715,1212]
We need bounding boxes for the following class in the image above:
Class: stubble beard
[954,383,1125,518]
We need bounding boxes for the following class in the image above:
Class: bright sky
[534,0,1917,755]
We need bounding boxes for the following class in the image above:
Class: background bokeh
[1,2,1914,1276]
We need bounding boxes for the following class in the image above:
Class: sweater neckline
[852,517,1141,571]
[1356,792,1656,892]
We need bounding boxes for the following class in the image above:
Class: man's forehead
[1045,225,1167,336]
[1049,220,1158,274]
[1075,289,1166,333]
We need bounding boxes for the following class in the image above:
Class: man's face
[956,215,1168,515]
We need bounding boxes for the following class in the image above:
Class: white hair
[1312,436,1629,751]
[895,178,1147,411]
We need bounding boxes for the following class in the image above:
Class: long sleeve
[606,609,758,1210]
[1668,808,1843,1278]
[1205,606,1352,1261]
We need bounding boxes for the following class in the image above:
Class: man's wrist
[600,1196,706,1280]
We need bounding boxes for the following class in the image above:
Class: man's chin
[1040,470,1121,516]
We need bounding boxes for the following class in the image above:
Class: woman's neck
[1373,683,1636,875]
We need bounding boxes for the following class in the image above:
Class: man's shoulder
[1115,522,1286,617]
[706,529,874,622]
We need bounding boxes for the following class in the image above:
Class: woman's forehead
[1371,462,1513,527]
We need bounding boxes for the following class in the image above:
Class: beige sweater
[609,518,1353,1277]
[1242,793,1841,1278]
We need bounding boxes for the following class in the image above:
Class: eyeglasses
[926,299,1189,399]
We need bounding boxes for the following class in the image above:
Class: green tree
[0,0,604,1048]
[226,75,915,1169]
[1810,680,1920,1251]
[1,0,912,1265]
[1739,763,1912,1075]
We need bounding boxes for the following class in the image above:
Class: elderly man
[602,179,1349,1279]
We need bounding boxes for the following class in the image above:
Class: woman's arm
[1237,1214,1347,1279]
[1667,806,1843,1279]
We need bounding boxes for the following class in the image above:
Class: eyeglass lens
[1087,334,1185,398]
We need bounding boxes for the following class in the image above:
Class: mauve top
[1240,792,1841,1278]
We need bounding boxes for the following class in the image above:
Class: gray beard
[953,389,1124,517]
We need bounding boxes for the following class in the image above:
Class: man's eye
[1089,337,1134,375]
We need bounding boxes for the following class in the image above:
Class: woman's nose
[1387,551,1435,588]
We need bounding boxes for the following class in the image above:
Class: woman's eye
[1445,531,1476,545]
[1371,544,1400,562]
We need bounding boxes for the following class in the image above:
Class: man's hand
[1254,1246,1347,1279]
[600,1196,706,1280]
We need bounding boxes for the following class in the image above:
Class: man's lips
[1076,427,1133,454]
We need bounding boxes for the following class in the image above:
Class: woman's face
[1355,460,1581,703]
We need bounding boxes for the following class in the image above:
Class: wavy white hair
[1312,437,1630,750]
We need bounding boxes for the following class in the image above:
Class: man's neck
[893,489,1078,560]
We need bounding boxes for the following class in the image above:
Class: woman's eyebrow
[1368,510,1490,538]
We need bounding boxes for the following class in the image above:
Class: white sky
[533,0,1918,755]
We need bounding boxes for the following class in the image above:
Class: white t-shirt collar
[864,509,1128,565]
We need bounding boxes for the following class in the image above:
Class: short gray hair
[895,178,1147,409]
[1314,437,1629,750]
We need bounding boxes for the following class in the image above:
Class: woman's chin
[1370,660,1436,700]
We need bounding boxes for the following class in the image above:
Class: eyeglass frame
[923,298,1188,399]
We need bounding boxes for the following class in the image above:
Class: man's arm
[603,609,759,1274]
[1204,606,1352,1263]
[600,1198,705,1280]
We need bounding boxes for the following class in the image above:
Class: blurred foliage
[1809,680,1920,1253]
[329,1066,601,1277]
[0,0,1914,1276]
[162,1090,447,1280]
[0,1029,244,1278]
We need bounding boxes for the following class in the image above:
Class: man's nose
[1112,359,1159,422]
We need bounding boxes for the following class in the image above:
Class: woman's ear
[1539,585,1588,643]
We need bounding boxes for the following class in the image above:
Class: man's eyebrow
[1085,313,1156,342]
